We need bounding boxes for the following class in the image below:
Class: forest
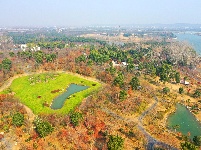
[0,31,201,150]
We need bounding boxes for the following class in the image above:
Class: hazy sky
[0,0,201,27]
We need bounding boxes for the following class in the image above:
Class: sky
[0,0,201,27]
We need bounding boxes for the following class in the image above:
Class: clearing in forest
[3,72,101,114]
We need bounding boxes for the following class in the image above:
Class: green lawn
[5,73,101,114]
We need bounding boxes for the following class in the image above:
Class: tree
[34,117,54,138]
[45,53,56,62]
[130,76,140,90]
[193,136,201,146]
[9,52,15,57]
[193,90,201,98]
[119,90,127,101]
[162,87,170,94]
[156,63,172,83]
[175,72,180,83]
[179,87,184,94]
[113,72,124,88]
[181,141,197,150]
[107,135,124,150]
[33,51,44,64]
[70,112,83,127]
[2,58,12,71]
[12,112,24,127]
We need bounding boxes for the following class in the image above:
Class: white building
[180,80,189,85]
[20,44,27,51]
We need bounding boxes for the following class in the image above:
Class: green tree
[179,87,184,94]
[193,136,201,146]
[162,87,170,94]
[193,90,201,98]
[70,112,83,127]
[107,135,124,150]
[130,76,140,90]
[9,52,15,57]
[2,58,12,71]
[181,141,198,150]
[175,72,180,83]
[12,112,24,127]
[119,90,127,101]
[45,53,56,62]
[34,117,54,138]
[33,51,44,64]
[156,63,172,83]
[113,72,124,88]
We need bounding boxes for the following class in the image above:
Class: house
[121,62,127,66]
[112,60,120,67]
[20,44,27,51]
[21,44,40,51]
[30,46,40,51]
[180,80,189,85]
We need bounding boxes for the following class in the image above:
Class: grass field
[4,72,101,114]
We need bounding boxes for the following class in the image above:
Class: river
[175,32,201,55]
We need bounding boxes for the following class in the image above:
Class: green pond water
[51,84,89,109]
[168,103,201,139]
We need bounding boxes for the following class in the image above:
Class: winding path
[138,94,177,150]
[101,93,177,150]
[0,73,35,150]
[0,73,35,122]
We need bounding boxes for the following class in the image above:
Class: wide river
[175,32,201,55]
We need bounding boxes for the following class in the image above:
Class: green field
[4,73,101,114]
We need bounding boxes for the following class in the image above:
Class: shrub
[34,117,54,137]
[193,136,201,146]
[181,141,197,150]
[12,112,24,127]
[107,135,124,150]
[70,112,83,127]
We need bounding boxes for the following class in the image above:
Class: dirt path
[0,73,36,121]
[0,74,28,92]
[100,93,177,149]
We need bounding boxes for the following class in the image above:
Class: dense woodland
[0,31,201,149]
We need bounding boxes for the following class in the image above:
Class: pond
[50,84,89,110]
[167,103,201,139]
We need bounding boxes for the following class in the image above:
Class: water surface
[175,33,201,55]
[168,103,201,139]
[51,84,88,109]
